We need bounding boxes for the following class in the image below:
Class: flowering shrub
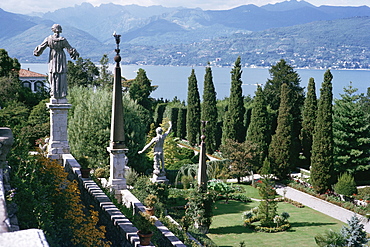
[9,153,111,246]
[289,179,370,216]
[185,188,214,231]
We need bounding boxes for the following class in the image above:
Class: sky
[1,0,370,15]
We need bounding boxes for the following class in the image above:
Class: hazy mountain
[115,16,370,68]
[262,0,316,11]
[1,1,370,68]
[0,8,39,40]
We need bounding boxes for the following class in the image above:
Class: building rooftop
[19,69,46,78]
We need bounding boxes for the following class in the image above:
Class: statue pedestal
[151,174,169,184]
[0,128,14,167]
[47,100,71,160]
[107,147,128,201]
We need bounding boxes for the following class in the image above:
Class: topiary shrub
[334,173,357,197]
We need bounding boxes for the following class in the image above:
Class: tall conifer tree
[263,59,304,165]
[186,69,201,145]
[246,85,269,168]
[222,56,245,144]
[268,83,294,180]
[311,70,334,193]
[201,66,218,153]
[333,84,370,175]
[300,78,317,168]
[129,68,154,111]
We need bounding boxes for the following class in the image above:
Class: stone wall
[62,154,186,247]
[63,154,144,247]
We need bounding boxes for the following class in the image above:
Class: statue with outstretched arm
[138,121,172,175]
[34,24,79,100]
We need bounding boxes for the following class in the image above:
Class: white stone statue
[34,24,79,99]
[138,121,172,176]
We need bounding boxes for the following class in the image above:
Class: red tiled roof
[19,69,46,78]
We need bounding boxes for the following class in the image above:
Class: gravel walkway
[275,184,370,233]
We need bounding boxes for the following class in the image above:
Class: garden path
[275,184,370,233]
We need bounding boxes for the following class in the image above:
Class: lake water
[22,63,370,101]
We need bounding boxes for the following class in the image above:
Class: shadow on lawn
[209,225,253,235]
[213,200,253,216]
[290,221,337,228]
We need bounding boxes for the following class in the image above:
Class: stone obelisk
[197,121,208,192]
[107,32,128,200]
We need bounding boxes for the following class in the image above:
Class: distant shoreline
[21,62,370,72]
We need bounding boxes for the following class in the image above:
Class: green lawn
[207,200,343,247]
[235,183,262,199]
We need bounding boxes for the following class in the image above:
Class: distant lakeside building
[19,68,47,93]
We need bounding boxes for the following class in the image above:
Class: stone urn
[0,128,14,166]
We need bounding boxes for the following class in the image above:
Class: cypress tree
[300,78,318,168]
[246,85,269,168]
[333,84,370,175]
[268,83,294,180]
[201,66,218,154]
[129,68,154,111]
[263,59,304,165]
[186,69,201,145]
[311,70,334,193]
[176,107,187,139]
[222,56,246,144]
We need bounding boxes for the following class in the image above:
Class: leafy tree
[201,66,218,154]
[333,172,357,197]
[67,57,99,88]
[300,78,318,168]
[0,74,47,109]
[268,83,294,180]
[340,215,368,247]
[333,84,370,175]
[68,87,151,172]
[311,70,334,193]
[220,139,259,183]
[246,85,269,168]
[0,48,20,77]
[129,68,155,111]
[0,102,29,130]
[18,99,50,147]
[222,56,246,144]
[186,69,201,145]
[0,77,21,108]
[96,54,113,89]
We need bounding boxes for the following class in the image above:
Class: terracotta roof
[19,69,46,78]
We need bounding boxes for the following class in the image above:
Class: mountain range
[1,0,370,68]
